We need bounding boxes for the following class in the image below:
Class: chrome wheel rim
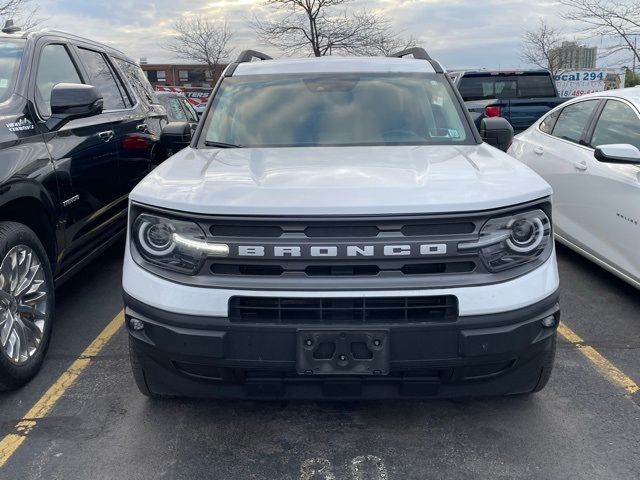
[0,245,48,365]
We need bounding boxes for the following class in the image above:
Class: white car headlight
[459,209,552,272]
[133,213,228,274]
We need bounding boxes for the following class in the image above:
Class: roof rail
[389,47,444,74]
[235,50,272,63]
[2,20,21,34]
[388,47,432,61]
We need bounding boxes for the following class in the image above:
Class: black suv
[0,24,167,389]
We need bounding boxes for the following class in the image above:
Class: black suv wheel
[0,222,54,390]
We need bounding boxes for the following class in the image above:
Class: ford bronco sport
[123,48,560,399]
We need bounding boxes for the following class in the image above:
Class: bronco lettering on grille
[237,244,447,257]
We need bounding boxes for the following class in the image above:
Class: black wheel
[128,336,168,399]
[0,222,54,391]
[531,336,557,393]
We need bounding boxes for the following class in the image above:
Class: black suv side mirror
[45,83,103,131]
[161,122,193,154]
[480,117,514,152]
[594,144,640,165]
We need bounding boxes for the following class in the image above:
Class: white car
[509,88,640,289]
[123,48,560,400]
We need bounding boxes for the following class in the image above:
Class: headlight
[132,213,228,274]
[459,209,551,272]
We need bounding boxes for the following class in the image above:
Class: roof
[0,28,134,63]
[233,56,438,76]
[575,86,640,103]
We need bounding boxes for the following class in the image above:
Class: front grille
[229,295,459,324]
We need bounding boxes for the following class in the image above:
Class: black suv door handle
[98,130,114,142]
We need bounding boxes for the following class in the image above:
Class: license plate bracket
[296,330,390,375]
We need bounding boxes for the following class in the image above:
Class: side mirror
[161,122,192,154]
[480,117,514,152]
[45,83,103,131]
[594,144,640,165]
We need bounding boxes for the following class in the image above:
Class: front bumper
[125,290,560,399]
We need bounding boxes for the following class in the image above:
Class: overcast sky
[31,0,614,69]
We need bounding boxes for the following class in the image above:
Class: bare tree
[0,0,42,30]
[165,16,234,74]
[521,19,563,76]
[560,0,640,66]
[253,0,411,57]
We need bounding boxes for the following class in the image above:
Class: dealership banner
[155,86,213,107]
[554,70,626,97]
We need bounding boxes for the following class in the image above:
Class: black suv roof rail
[235,50,273,63]
[388,47,444,74]
[225,49,272,77]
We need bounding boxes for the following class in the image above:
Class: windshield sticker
[428,128,461,139]
[6,118,34,132]
[448,129,460,138]
[0,78,7,88]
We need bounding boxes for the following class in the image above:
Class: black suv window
[35,44,83,118]
[551,100,599,144]
[591,100,640,150]
[77,47,129,110]
[113,57,157,105]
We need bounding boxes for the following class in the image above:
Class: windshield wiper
[204,141,243,148]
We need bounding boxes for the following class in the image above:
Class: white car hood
[131,144,552,215]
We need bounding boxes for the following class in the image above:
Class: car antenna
[2,19,21,34]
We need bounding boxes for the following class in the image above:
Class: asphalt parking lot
[0,241,638,480]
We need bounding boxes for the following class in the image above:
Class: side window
[76,47,127,110]
[591,100,640,150]
[35,44,83,118]
[551,100,599,144]
[167,97,188,121]
[114,58,157,105]
[539,109,560,134]
[183,100,199,122]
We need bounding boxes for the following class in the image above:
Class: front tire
[0,222,54,390]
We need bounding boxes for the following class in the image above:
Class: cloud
[32,0,581,69]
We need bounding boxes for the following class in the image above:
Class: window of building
[156,70,166,82]
[179,70,188,83]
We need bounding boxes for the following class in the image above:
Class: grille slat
[229,296,458,324]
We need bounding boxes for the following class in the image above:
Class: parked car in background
[123,48,560,400]
[508,87,640,289]
[155,91,199,126]
[452,70,568,133]
[0,23,167,389]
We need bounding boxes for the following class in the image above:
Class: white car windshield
[203,73,472,147]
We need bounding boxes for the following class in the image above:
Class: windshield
[458,73,556,101]
[202,73,472,147]
[0,39,24,103]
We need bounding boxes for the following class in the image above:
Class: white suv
[123,49,560,399]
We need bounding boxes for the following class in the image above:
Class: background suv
[0,25,166,389]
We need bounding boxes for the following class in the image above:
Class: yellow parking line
[558,322,639,395]
[0,310,124,468]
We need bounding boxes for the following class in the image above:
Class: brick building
[140,61,227,89]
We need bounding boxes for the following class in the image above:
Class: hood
[131,144,551,215]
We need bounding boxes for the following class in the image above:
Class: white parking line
[350,455,389,480]
[300,458,336,480]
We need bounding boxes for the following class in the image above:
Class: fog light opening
[129,318,145,331]
[541,316,556,328]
